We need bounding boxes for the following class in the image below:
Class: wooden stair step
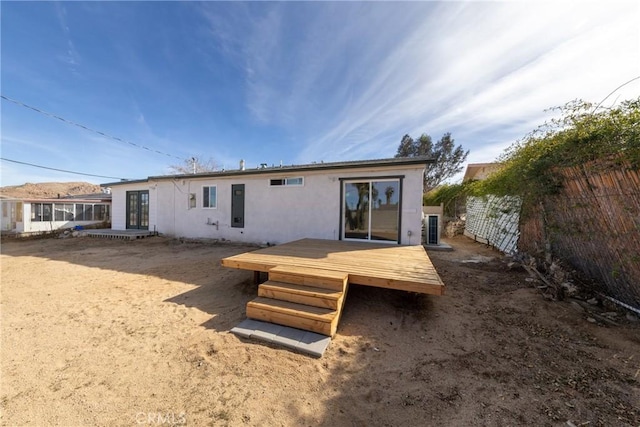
[246,297,338,337]
[258,280,343,309]
[248,297,336,322]
[268,265,348,291]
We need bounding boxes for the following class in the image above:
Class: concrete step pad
[230,318,331,357]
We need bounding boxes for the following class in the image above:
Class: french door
[342,179,400,243]
[126,190,149,230]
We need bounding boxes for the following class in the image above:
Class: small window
[75,204,96,221]
[75,204,85,221]
[54,203,65,221]
[54,203,73,221]
[42,203,52,221]
[32,203,42,221]
[203,186,217,208]
[94,204,109,221]
[270,177,303,187]
[286,177,303,186]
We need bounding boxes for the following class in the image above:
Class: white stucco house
[102,157,432,245]
[0,194,111,235]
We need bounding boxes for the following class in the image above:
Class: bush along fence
[468,98,640,312]
[464,195,521,255]
[519,160,640,309]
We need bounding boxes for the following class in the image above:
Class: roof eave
[103,156,434,187]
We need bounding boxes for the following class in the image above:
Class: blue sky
[2,1,639,186]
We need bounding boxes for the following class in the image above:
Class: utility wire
[1,157,127,180]
[1,94,183,160]
[592,75,640,113]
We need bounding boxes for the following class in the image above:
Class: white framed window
[270,177,304,187]
[203,186,217,208]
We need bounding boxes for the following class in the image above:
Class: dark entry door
[126,190,149,230]
[427,215,439,245]
[231,184,245,228]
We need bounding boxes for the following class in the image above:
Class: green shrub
[474,98,640,202]
[424,182,473,217]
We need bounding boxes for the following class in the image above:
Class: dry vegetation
[0,182,102,199]
[1,235,638,426]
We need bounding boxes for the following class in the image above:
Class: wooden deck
[221,238,445,295]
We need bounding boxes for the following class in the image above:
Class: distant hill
[0,182,103,199]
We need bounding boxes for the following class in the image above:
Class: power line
[1,94,183,160]
[592,75,640,113]
[1,157,128,180]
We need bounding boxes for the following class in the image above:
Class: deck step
[258,280,343,310]
[246,297,339,337]
[268,265,348,291]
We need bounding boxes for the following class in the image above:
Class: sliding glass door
[343,179,400,243]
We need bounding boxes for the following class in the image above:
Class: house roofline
[101,178,150,187]
[102,156,434,187]
[462,162,501,182]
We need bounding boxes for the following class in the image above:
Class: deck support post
[253,271,261,285]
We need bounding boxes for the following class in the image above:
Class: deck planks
[221,238,445,295]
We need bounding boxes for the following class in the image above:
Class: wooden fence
[519,161,640,307]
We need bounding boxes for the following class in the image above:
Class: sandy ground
[1,235,638,426]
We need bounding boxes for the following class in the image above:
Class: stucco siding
[110,163,426,245]
[22,203,32,232]
[399,167,426,245]
[154,170,339,243]
[149,183,159,233]
[110,183,153,231]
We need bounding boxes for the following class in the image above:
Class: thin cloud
[1,134,62,155]
[54,3,81,74]
[288,2,639,164]
[3,2,638,186]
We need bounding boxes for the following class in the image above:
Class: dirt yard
[1,235,638,426]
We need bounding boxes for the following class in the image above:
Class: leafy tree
[395,132,469,192]
[167,156,217,175]
[384,186,395,205]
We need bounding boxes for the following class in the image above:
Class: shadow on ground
[2,235,638,425]
[1,236,259,332]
